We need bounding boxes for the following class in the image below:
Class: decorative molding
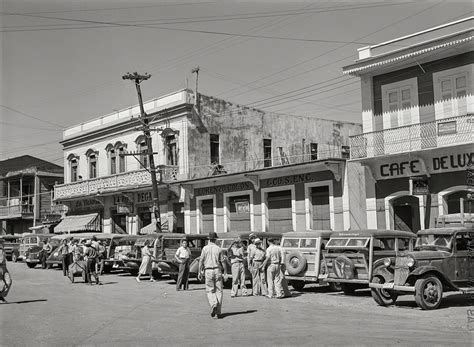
[324,161,343,182]
[244,174,260,191]
[180,184,194,199]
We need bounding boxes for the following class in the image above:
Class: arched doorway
[391,195,421,232]
[445,190,474,214]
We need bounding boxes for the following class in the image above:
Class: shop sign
[410,177,429,195]
[263,173,318,188]
[194,182,253,196]
[437,121,457,136]
[136,191,153,204]
[235,201,250,214]
[70,199,103,212]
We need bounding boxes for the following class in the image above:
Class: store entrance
[392,196,420,232]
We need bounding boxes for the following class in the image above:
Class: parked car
[21,233,55,268]
[369,226,473,310]
[322,230,416,296]
[156,233,209,281]
[281,230,340,291]
[45,233,101,269]
[102,235,142,275]
[0,235,21,262]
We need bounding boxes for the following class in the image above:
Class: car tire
[414,275,443,310]
[130,269,139,277]
[170,274,178,283]
[285,251,307,276]
[328,282,342,292]
[371,275,398,306]
[340,283,357,295]
[26,262,36,269]
[290,280,305,291]
[332,256,355,279]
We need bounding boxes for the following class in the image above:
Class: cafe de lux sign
[370,148,473,180]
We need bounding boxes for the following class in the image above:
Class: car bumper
[26,259,40,264]
[285,274,328,283]
[369,282,415,292]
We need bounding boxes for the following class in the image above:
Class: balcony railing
[350,114,473,159]
[55,148,348,200]
[0,204,34,218]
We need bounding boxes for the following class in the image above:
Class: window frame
[210,134,220,165]
[263,138,272,167]
[381,77,419,129]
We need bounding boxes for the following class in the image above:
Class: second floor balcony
[0,203,34,219]
[350,114,473,160]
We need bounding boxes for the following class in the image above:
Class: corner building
[344,18,473,232]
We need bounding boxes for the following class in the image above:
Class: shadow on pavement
[220,310,257,318]
[1,299,47,305]
[395,293,471,310]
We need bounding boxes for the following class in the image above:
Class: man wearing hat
[227,237,247,297]
[84,240,101,285]
[261,238,283,298]
[198,231,228,318]
[248,238,267,296]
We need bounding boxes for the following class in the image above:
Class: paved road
[1,262,472,346]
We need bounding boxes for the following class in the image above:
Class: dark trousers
[62,254,70,276]
[177,259,190,290]
[86,258,99,284]
[41,251,49,269]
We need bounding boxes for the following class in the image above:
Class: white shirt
[175,246,191,259]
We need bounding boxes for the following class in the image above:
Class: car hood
[401,250,451,260]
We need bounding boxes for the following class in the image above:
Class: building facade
[0,155,64,234]
[54,89,363,234]
[344,17,473,232]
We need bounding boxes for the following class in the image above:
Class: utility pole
[122,72,161,233]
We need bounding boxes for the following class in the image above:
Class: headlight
[54,252,59,257]
[406,256,415,268]
[383,258,391,267]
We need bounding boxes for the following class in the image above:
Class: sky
[0,0,472,166]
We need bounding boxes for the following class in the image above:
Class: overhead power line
[0,105,65,128]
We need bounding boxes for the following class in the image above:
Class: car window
[31,237,38,244]
[455,234,469,251]
[326,238,349,247]
[222,239,233,248]
[377,238,395,251]
[398,238,410,251]
[346,238,370,247]
[300,238,317,248]
[282,238,299,248]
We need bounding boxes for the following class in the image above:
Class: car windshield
[282,238,299,248]
[300,238,317,248]
[415,234,453,250]
[326,237,370,248]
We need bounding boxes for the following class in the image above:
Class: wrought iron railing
[350,114,473,159]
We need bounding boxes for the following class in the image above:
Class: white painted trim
[261,185,296,232]
[222,190,254,233]
[381,77,420,128]
[415,195,426,230]
[437,185,474,215]
[384,191,419,230]
[366,197,378,229]
[195,194,216,235]
[304,180,334,231]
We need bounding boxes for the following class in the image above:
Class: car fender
[371,265,394,282]
[408,266,458,290]
[189,258,200,275]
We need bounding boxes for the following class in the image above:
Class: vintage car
[156,233,209,281]
[369,226,473,310]
[22,233,56,268]
[322,229,416,295]
[281,230,340,291]
[0,235,21,262]
[102,234,142,275]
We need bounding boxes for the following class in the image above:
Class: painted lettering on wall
[195,182,253,196]
[265,173,314,187]
[432,153,473,171]
[380,161,421,177]
[71,199,103,211]
[136,191,153,204]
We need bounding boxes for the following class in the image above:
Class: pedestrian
[198,231,228,319]
[71,239,82,262]
[41,238,53,269]
[57,239,71,276]
[174,239,191,291]
[84,240,101,285]
[248,238,267,296]
[97,240,107,275]
[276,239,292,298]
[136,240,155,283]
[227,238,247,297]
[0,239,12,303]
[261,238,283,299]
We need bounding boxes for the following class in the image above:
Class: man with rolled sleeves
[198,232,228,319]
[261,238,283,298]
[248,238,267,296]
[228,238,247,297]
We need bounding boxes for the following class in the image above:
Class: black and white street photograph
[0,1,473,346]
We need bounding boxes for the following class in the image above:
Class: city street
[1,262,471,346]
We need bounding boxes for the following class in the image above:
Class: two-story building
[0,155,65,234]
[344,17,473,232]
[54,89,365,234]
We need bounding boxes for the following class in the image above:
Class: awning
[140,222,159,235]
[54,213,101,234]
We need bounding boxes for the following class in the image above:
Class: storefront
[362,144,473,232]
[179,159,366,234]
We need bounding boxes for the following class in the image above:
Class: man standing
[175,239,191,291]
[41,239,52,269]
[0,239,12,303]
[84,240,101,285]
[227,238,247,297]
[248,238,267,296]
[57,239,71,276]
[198,232,228,319]
[276,239,292,298]
[261,238,283,298]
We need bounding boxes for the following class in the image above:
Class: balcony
[350,114,473,159]
[0,204,34,219]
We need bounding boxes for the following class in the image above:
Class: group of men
[42,236,105,285]
[198,232,291,319]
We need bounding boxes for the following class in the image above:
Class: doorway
[392,196,420,232]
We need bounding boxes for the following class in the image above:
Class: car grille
[393,257,410,285]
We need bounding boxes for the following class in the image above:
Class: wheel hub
[424,283,439,303]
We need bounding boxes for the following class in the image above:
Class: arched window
[446,190,474,214]
[114,141,127,173]
[135,135,148,169]
[105,144,116,175]
[67,154,79,182]
[85,149,99,179]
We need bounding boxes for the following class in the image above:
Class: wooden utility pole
[122,72,161,233]
[192,66,200,112]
